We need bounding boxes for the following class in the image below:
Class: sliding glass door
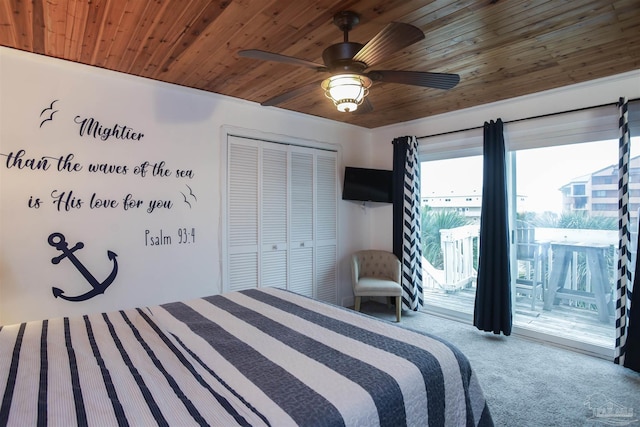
[510,140,619,350]
[418,104,638,356]
[421,155,482,319]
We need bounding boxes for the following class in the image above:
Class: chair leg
[355,296,361,312]
[395,296,401,322]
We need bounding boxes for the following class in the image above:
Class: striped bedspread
[0,288,493,426]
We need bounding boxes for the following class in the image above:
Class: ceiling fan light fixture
[321,74,372,112]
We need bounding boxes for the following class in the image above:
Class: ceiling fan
[238,11,460,113]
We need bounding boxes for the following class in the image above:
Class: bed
[0,288,493,426]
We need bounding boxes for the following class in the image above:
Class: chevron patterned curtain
[617,97,640,372]
[615,97,631,365]
[392,136,424,312]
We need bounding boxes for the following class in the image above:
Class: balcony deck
[423,286,615,355]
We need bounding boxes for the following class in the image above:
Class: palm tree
[530,211,616,230]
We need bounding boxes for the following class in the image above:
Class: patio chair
[351,250,402,322]
[515,220,547,310]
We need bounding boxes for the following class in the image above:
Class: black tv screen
[342,166,393,203]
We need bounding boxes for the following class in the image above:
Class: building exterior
[560,155,640,223]
[421,193,482,219]
[421,193,527,221]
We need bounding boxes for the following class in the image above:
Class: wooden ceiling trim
[87,0,126,67]
[103,1,158,73]
[352,0,423,26]
[6,0,34,52]
[561,42,638,74]
[160,1,270,87]
[216,4,347,97]
[426,1,570,54]
[109,1,160,73]
[46,0,69,58]
[0,3,17,48]
[414,4,591,75]
[489,0,572,38]
[60,0,74,58]
[30,0,45,54]
[196,14,280,91]
[203,9,344,93]
[152,1,235,79]
[244,0,350,58]
[412,0,479,31]
[146,0,238,78]
[78,0,107,64]
[534,4,618,45]
[64,1,88,61]
[616,0,640,29]
[225,63,319,101]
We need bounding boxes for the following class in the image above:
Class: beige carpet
[358,301,640,427]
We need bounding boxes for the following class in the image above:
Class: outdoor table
[543,241,612,323]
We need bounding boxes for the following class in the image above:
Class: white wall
[0,47,375,324]
[368,70,640,248]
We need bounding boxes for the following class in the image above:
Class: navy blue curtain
[473,119,512,335]
[622,98,639,371]
[624,221,640,372]
[392,137,408,261]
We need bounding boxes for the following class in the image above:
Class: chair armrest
[351,255,360,284]
[391,256,401,284]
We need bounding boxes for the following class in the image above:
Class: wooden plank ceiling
[1,0,638,129]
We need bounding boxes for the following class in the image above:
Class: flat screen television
[342,166,393,203]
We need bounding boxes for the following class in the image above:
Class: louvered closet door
[227,136,259,291]
[315,153,338,303]
[261,143,288,289]
[289,149,314,298]
[226,135,337,300]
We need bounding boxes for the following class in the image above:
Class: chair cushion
[358,254,397,279]
[354,277,402,297]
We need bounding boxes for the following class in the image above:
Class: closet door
[225,134,337,301]
[315,152,337,303]
[261,143,288,289]
[227,136,259,291]
[289,149,314,298]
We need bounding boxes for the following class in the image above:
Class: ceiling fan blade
[238,49,326,71]
[261,80,323,107]
[367,70,460,90]
[352,22,424,67]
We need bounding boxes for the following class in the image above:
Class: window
[592,203,618,211]
[592,190,616,198]
[593,176,616,185]
[572,183,586,196]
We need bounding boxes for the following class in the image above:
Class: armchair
[351,250,403,322]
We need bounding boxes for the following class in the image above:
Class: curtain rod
[416,97,640,140]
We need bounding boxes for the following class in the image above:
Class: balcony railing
[423,224,479,292]
[423,225,622,305]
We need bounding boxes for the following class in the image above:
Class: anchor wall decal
[48,232,118,302]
